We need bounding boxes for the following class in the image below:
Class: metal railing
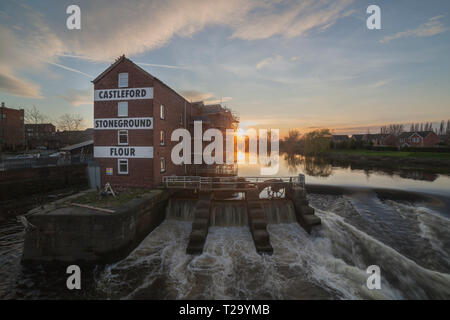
[162,176,213,190]
[0,154,93,171]
[194,164,238,176]
[162,174,305,190]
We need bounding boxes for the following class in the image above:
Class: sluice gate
[163,175,321,255]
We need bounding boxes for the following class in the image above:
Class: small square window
[118,73,128,88]
[160,105,165,120]
[118,102,128,117]
[118,130,128,145]
[118,159,128,174]
[160,157,166,173]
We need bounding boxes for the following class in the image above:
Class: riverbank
[322,150,450,174]
[329,149,450,159]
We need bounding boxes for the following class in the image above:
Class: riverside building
[93,56,238,188]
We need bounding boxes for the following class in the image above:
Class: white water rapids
[92,195,450,300]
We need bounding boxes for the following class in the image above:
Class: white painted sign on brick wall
[94,87,153,101]
[94,146,154,158]
[94,117,153,130]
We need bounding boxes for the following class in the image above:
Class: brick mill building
[93,56,238,188]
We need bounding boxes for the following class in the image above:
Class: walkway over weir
[162,175,305,193]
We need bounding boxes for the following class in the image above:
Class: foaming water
[1,194,449,299]
[92,197,450,299]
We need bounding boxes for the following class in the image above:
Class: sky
[0,0,449,136]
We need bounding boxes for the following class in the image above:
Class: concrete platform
[22,189,170,264]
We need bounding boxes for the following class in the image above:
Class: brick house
[382,134,398,147]
[350,133,389,146]
[93,56,237,188]
[25,123,56,148]
[398,131,440,147]
[331,135,350,143]
[0,102,25,151]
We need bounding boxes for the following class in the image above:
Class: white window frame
[118,159,128,175]
[160,157,166,173]
[118,73,128,88]
[160,104,165,120]
[118,102,128,117]
[118,130,128,145]
[160,130,165,146]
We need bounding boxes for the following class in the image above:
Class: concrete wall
[22,190,169,264]
[0,164,88,202]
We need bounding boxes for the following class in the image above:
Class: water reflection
[238,152,450,197]
[282,152,440,181]
[283,153,333,177]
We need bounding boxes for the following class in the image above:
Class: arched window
[160,130,165,146]
[160,105,166,120]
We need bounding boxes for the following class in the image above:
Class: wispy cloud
[231,0,354,40]
[256,55,284,69]
[57,54,187,70]
[179,90,215,102]
[256,55,301,70]
[381,15,448,43]
[179,90,232,104]
[367,79,392,89]
[0,0,355,97]
[136,62,190,70]
[57,88,93,106]
[45,61,94,78]
[0,68,42,98]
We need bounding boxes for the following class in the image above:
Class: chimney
[1,102,4,108]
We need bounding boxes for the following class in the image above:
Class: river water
[0,155,449,299]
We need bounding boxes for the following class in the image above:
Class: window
[118,130,128,145]
[160,104,165,120]
[118,102,128,117]
[179,113,183,125]
[118,73,128,87]
[118,159,128,174]
[160,130,165,146]
[160,157,166,173]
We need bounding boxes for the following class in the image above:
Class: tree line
[25,105,85,131]
[280,129,331,155]
[380,120,450,136]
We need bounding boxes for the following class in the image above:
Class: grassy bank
[328,149,450,159]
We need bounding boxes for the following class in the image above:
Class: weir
[164,174,321,255]
[20,175,321,263]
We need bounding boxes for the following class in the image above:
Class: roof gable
[92,55,154,84]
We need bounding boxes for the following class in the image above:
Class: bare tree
[387,124,404,136]
[57,113,84,131]
[25,105,48,124]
